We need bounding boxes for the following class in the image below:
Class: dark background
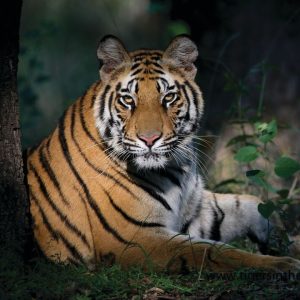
[19,0,300,149]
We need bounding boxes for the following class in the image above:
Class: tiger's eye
[164,93,176,101]
[162,93,178,107]
[123,96,134,104]
[118,95,135,109]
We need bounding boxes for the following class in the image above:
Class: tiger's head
[95,35,203,169]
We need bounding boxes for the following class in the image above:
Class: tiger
[27,35,300,273]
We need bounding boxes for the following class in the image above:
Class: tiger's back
[28,35,300,272]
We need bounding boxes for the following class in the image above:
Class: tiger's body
[27,35,300,272]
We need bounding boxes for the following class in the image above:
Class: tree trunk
[0,0,28,253]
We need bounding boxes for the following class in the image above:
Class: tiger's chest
[126,161,201,232]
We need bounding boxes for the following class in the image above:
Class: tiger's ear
[97,35,130,81]
[162,35,198,80]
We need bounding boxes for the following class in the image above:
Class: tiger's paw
[262,255,300,273]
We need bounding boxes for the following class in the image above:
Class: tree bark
[0,0,28,253]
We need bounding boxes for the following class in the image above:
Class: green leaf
[226,134,253,147]
[234,146,259,163]
[274,156,300,178]
[246,169,276,193]
[277,199,292,205]
[258,201,276,219]
[276,189,289,198]
[255,120,277,143]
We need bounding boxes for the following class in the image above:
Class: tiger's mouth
[133,148,173,159]
[131,149,170,169]
[143,152,160,159]
[121,137,178,168]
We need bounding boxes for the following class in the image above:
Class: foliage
[215,60,300,255]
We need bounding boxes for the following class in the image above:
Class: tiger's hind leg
[187,190,271,253]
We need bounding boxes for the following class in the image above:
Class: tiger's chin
[134,153,169,170]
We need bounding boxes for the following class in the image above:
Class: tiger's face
[95,35,203,169]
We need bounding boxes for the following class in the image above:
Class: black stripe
[209,194,225,241]
[127,169,165,194]
[156,81,161,93]
[210,210,220,241]
[75,187,97,261]
[235,195,240,209]
[180,85,191,122]
[174,80,181,90]
[90,81,101,109]
[152,62,163,69]
[138,183,172,211]
[99,85,111,120]
[180,219,192,234]
[115,82,121,91]
[79,95,104,150]
[152,69,165,75]
[133,57,143,62]
[169,166,185,175]
[30,191,85,264]
[159,77,169,87]
[150,56,161,61]
[105,190,164,227]
[58,112,131,245]
[59,231,85,264]
[104,126,112,139]
[144,60,151,66]
[45,138,51,158]
[181,199,202,234]
[200,229,204,238]
[135,81,139,93]
[184,81,199,120]
[38,146,69,205]
[29,163,91,250]
[127,78,135,91]
[131,68,143,76]
[30,191,59,241]
[90,94,97,109]
[107,91,114,120]
[158,169,181,187]
[131,63,140,70]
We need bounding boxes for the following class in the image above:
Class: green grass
[1,248,299,300]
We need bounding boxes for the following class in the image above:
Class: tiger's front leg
[187,190,272,253]
[115,228,300,273]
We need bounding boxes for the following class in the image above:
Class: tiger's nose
[138,131,162,146]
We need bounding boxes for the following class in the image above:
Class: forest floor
[1,247,300,300]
